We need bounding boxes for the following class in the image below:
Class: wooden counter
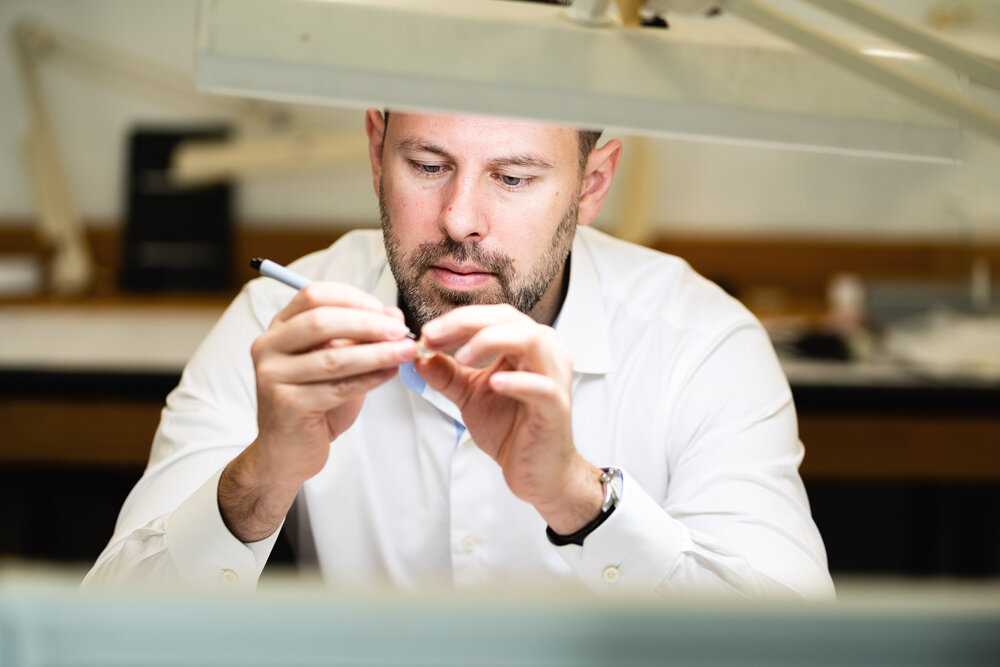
[2,302,997,478]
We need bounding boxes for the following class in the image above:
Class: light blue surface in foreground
[2,569,1000,666]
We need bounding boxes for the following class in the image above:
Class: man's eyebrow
[394,138,452,159]
[487,154,554,171]
[394,138,553,170]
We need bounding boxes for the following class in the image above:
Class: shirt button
[602,566,620,584]
[221,569,238,583]
[459,535,478,553]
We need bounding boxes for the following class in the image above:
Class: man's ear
[576,139,623,228]
[365,108,386,197]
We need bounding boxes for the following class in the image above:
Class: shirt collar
[555,231,612,376]
[373,256,398,307]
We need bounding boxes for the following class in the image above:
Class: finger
[383,305,417,339]
[269,306,412,354]
[488,370,566,407]
[317,366,400,403]
[259,339,416,385]
[419,304,529,351]
[382,305,406,323]
[274,366,400,415]
[454,323,570,380]
[273,282,385,324]
[451,322,541,369]
[413,350,465,402]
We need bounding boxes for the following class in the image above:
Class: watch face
[611,468,625,500]
[609,467,624,501]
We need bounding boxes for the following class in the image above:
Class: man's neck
[527,253,571,327]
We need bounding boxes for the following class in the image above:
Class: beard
[380,185,579,327]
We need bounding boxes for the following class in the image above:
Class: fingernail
[454,346,471,365]
[422,321,441,338]
[416,338,436,361]
[394,339,416,362]
[385,321,409,338]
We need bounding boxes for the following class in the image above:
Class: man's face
[375,113,584,327]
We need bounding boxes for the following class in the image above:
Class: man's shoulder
[287,228,386,284]
[578,227,754,334]
[577,226,694,286]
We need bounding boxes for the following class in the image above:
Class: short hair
[383,110,602,173]
[577,129,603,172]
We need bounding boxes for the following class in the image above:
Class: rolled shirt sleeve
[553,318,834,600]
[83,466,279,591]
[166,466,280,589]
[555,457,833,599]
[83,283,281,590]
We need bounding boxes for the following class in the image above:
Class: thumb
[414,352,466,403]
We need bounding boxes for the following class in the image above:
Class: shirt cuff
[165,467,281,590]
[552,469,687,593]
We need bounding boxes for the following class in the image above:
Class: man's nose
[439,175,487,243]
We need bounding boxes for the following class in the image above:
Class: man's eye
[411,162,445,176]
[498,174,532,190]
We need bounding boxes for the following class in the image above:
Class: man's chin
[411,283,509,320]
[430,286,506,309]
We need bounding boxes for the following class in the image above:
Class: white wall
[1,0,999,241]
[0,0,378,228]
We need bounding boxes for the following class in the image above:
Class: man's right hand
[219,282,417,542]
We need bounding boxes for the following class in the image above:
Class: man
[85,110,834,598]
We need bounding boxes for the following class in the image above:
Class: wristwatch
[546,467,623,547]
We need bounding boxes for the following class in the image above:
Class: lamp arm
[170,131,369,186]
[35,19,256,115]
[12,20,93,295]
[798,0,1000,91]
[720,0,1000,143]
[565,0,619,26]
[9,17,299,294]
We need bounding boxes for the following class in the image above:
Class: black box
[120,126,234,291]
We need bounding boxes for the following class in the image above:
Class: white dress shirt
[84,227,834,598]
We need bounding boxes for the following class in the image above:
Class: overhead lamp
[193,0,1000,163]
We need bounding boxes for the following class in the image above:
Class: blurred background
[0,0,997,590]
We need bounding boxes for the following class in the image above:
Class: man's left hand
[415,305,604,534]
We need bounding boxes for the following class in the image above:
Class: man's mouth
[429,263,496,289]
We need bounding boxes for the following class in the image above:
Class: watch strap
[546,468,620,547]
